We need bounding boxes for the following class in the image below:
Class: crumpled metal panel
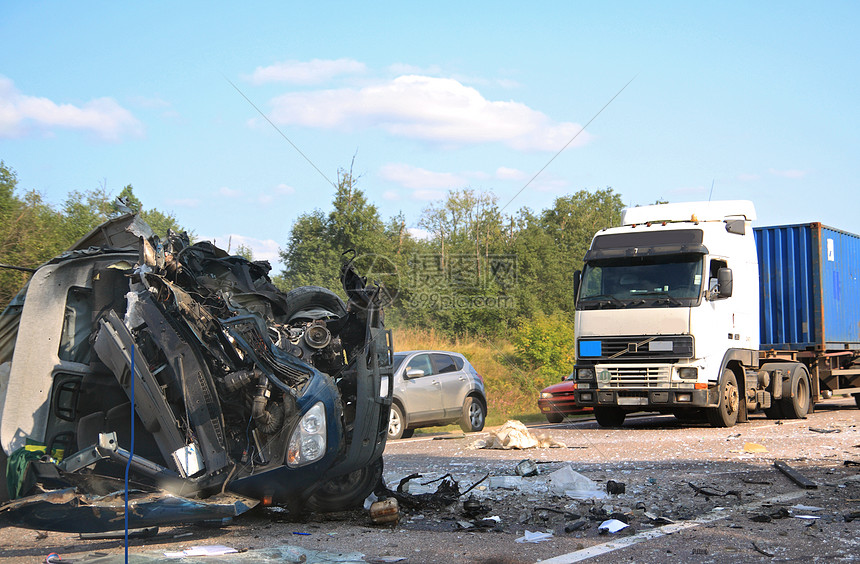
[0,487,257,533]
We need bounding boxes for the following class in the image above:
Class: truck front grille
[596,365,670,388]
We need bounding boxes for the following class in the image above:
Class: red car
[538,375,593,423]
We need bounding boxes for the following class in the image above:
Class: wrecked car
[0,214,393,532]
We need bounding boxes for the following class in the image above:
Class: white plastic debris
[488,476,524,489]
[472,420,566,450]
[515,530,554,543]
[547,465,607,499]
[597,519,629,534]
[164,545,238,558]
[791,504,824,512]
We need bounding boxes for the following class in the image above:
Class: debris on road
[597,518,629,534]
[369,498,400,525]
[472,420,565,450]
[774,460,818,489]
[515,530,554,543]
[606,480,626,495]
[547,465,607,499]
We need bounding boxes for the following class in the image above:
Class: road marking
[535,490,806,564]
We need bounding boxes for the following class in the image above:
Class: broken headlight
[287,402,327,467]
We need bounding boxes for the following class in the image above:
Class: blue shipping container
[755,223,860,350]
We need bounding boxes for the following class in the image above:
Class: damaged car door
[0,214,394,532]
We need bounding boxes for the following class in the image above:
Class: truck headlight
[577,368,595,381]
[287,402,327,467]
[679,368,698,380]
[540,392,553,399]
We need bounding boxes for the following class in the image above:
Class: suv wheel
[388,403,406,440]
[459,396,486,433]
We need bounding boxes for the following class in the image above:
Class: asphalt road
[1,399,857,563]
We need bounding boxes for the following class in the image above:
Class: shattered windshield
[578,254,703,309]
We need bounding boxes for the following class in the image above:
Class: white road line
[535,490,806,564]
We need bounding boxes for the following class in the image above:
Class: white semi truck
[572,200,860,427]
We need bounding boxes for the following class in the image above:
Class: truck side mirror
[573,270,581,304]
[717,268,733,298]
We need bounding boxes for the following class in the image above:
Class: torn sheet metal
[0,487,257,533]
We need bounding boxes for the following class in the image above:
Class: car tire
[545,412,564,424]
[305,457,384,513]
[707,369,740,428]
[459,396,486,433]
[388,403,407,440]
[594,406,626,427]
[854,393,860,409]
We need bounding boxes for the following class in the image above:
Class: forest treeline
[0,159,625,400]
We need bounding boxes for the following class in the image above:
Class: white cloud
[274,183,296,195]
[248,58,366,85]
[268,75,592,151]
[220,234,281,265]
[382,190,400,201]
[0,76,143,141]
[379,163,466,190]
[219,186,242,197]
[496,166,526,180]
[768,168,809,179]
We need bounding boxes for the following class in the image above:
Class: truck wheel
[707,370,739,428]
[388,403,407,440]
[594,406,626,427]
[781,370,810,419]
[459,396,486,433]
[305,457,384,512]
[545,412,565,424]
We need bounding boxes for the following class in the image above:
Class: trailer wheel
[707,370,739,428]
[594,406,626,427]
[781,370,810,419]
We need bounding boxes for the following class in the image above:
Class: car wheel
[388,403,406,440]
[707,369,739,428]
[594,406,626,427]
[305,457,384,513]
[545,412,564,424]
[459,396,486,433]
[854,393,860,409]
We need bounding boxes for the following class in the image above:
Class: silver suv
[387,350,487,440]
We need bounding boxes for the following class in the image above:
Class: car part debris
[369,498,399,524]
[606,480,626,495]
[515,459,538,477]
[0,213,394,531]
[773,460,818,489]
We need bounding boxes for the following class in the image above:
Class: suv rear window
[431,353,458,374]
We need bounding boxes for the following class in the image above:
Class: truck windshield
[578,254,703,309]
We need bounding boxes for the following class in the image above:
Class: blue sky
[2,2,858,271]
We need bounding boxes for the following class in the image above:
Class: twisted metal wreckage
[0,214,394,532]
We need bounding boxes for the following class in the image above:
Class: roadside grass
[391,326,548,427]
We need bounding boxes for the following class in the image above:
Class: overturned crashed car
[0,214,393,532]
